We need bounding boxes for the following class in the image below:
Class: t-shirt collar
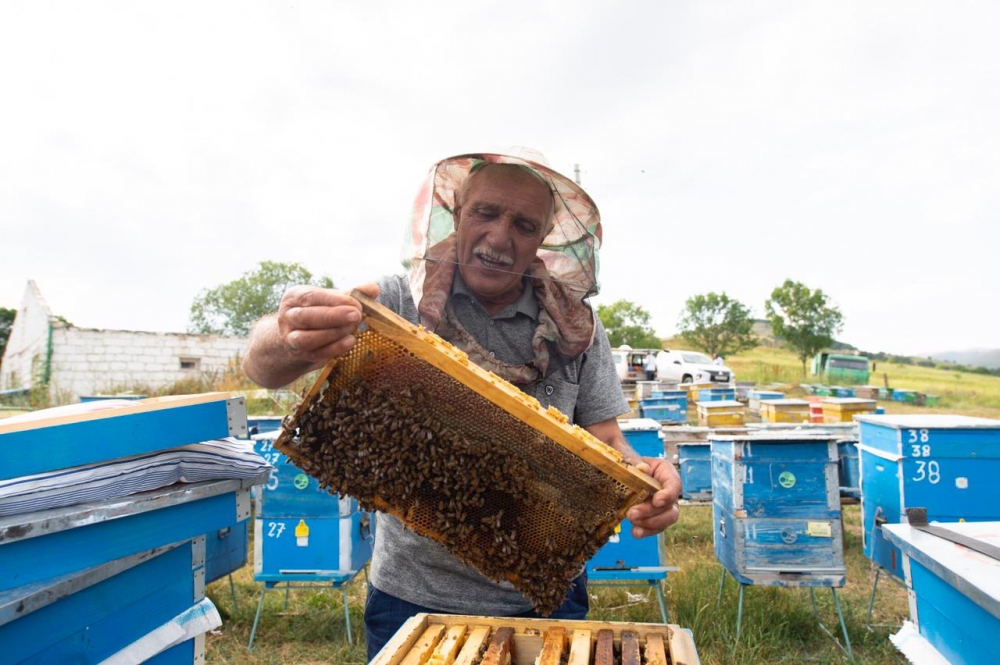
[452,270,539,321]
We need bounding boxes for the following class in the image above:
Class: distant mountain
[925,349,1000,370]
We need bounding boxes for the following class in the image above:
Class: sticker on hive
[275,292,658,615]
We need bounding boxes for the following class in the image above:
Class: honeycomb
[276,292,658,615]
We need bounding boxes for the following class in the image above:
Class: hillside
[926,348,1000,369]
[714,344,1000,419]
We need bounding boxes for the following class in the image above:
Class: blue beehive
[831,386,855,398]
[252,433,374,582]
[639,391,688,424]
[617,418,665,458]
[588,419,671,621]
[0,394,262,662]
[858,414,1000,579]
[246,415,284,437]
[698,387,735,402]
[882,521,1000,665]
[891,389,916,403]
[747,390,785,413]
[837,441,861,499]
[712,432,845,586]
[678,441,712,500]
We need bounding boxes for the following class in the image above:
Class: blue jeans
[364,572,589,662]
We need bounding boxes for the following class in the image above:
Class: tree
[596,300,662,349]
[677,292,758,358]
[764,279,844,375]
[0,307,15,370]
[190,261,334,336]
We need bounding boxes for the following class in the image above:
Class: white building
[0,281,246,404]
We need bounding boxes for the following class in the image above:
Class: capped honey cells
[275,293,658,615]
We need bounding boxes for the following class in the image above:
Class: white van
[611,346,661,382]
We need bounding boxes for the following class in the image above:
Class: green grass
[206,505,909,663]
[200,342,997,663]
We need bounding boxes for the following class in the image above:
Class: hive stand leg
[735,584,746,639]
[654,580,669,623]
[248,585,269,651]
[284,583,291,610]
[865,566,882,629]
[341,585,353,644]
[716,567,727,609]
[228,573,239,612]
[808,588,854,661]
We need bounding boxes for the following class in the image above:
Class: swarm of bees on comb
[275,293,658,615]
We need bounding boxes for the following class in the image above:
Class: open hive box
[274,292,659,614]
[372,614,700,665]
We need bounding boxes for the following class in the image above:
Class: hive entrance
[276,293,657,614]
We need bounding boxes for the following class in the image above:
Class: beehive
[759,398,811,424]
[696,400,745,428]
[821,397,876,423]
[275,292,658,615]
[372,614,701,665]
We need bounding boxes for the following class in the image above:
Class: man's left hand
[626,457,682,538]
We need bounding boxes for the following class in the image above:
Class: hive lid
[275,291,658,614]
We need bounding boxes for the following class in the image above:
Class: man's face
[453,165,552,312]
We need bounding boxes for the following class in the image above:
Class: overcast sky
[2,2,997,357]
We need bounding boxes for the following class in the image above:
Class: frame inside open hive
[275,291,659,614]
[371,614,700,665]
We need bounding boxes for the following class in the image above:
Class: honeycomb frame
[275,291,659,613]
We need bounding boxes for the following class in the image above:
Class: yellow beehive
[821,397,877,423]
[759,398,811,424]
[372,614,700,665]
[696,400,745,428]
[684,382,713,405]
[275,292,658,615]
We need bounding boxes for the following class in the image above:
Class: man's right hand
[242,283,380,388]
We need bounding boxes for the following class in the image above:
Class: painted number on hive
[267,521,286,538]
[913,460,941,484]
[910,444,932,458]
[906,429,930,447]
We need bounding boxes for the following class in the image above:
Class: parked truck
[811,352,870,384]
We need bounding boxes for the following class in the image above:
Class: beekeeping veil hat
[402,148,603,378]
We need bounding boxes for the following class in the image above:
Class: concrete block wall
[48,327,246,399]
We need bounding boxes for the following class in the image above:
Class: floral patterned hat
[402,149,604,365]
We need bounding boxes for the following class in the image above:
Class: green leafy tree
[678,292,758,359]
[190,261,334,336]
[596,300,662,349]
[0,307,16,370]
[764,279,844,375]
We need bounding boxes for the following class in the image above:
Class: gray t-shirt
[369,273,629,614]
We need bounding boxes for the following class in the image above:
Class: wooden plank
[565,629,592,665]
[620,630,641,665]
[400,624,447,665]
[371,613,700,664]
[480,626,515,665]
[668,626,701,665]
[452,625,492,665]
[644,633,669,665]
[0,393,242,480]
[427,624,469,665]
[594,629,615,665]
[534,626,567,665]
[0,392,233,434]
